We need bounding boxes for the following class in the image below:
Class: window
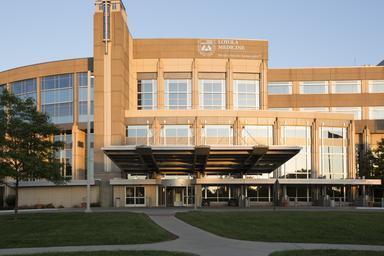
[331,107,361,120]
[161,125,192,145]
[41,74,73,124]
[369,107,384,120]
[246,185,271,202]
[199,80,226,110]
[54,133,72,179]
[202,185,233,202]
[164,79,191,109]
[300,107,329,112]
[0,84,5,94]
[11,78,37,102]
[268,82,292,95]
[332,80,361,94]
[125,186,145,206]
[242,125,273,145]
[202,125,232,145]
[126,125,152,145]
[233,80,260,110]
[320,127,347,179]
[281,126,311,179]
[300,81,328,94]
[138,80,157,110]
[78,73,94,122]
[368,80,384,93]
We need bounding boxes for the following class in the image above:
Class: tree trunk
[14,177,19,216]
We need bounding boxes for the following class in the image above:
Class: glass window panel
[332,80,361,94]
[331,107,361,120]
[138,80,157,110]
[368,80,384,93]
[300,81,328,94]
[369,107,384,120]
[199,80,225,110]
[268,82,293,95]
[234,80,260,110]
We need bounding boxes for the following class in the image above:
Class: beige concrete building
[0,0,383,208]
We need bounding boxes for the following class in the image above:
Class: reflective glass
[199,80,225,110]
[332,80,361,94]
[234,80,260,110]
[368,80,384,93]
[41,74,74,124]
[11,78,37,103]
[281,126,311,179]
[268,82,292,95]
[138,80,157,110]
[300,81,328,94]
[369,107,384,120]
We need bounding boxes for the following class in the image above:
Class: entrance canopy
[103,145,301,174]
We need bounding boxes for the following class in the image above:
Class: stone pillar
[259,61,268,110]
[194,184,202,208]
[226,59,233,110]
[192,59,199,110]
[157,59,164,110]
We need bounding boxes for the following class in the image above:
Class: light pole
[85,72,93,213]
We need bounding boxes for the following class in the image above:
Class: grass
[176,211,384,245]
[270,250,384,256]
[2,252,195,256]
[0,212,176,248]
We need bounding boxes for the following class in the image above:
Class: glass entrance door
[159,186,195,207]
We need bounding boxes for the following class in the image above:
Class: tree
[0,89,66,214]
[363,139,384,179]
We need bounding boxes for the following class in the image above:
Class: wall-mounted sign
[197,39,263,59]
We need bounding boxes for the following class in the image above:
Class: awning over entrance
[103,145,301,174]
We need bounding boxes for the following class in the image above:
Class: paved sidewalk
[1,209,384,256]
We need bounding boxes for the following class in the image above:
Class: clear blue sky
[1,0,383,71]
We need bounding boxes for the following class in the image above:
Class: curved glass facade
[41,74,74,124]
[11,78,37,102]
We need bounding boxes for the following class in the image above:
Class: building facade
[0,0,382,208]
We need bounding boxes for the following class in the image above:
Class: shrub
[90,202,101,207]
[5,195,16,208]
[45,203,55,208]
[57,205,64,208]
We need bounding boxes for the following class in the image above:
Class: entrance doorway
[158,186,195,207]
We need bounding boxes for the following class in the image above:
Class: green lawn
[176,211,384,245]
[270,250,384,256]
[2,252,195,256]
[0,212,176,248]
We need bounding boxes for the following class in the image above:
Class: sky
[0,0,383,71]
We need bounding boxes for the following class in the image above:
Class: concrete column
[192,59,199,109]
[259,61,268,110]
[312,119,321,178]
[226,59,233,110]
[194,117,202,145]
[234,117,242,145]
[157,59,164,110]
[361,79,369,93]
[292,81,300,95]
[152,118,161,145]
[348,121,356,178]
[194,184,202,208]
[328,80,333,94]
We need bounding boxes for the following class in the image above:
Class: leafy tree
[363,139,384,179]
[0,89,66,214]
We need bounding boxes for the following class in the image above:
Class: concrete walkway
[1,208,384,256]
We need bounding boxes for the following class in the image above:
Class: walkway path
[1,208,384,256]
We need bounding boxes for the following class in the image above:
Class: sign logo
[198,40,216,56]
